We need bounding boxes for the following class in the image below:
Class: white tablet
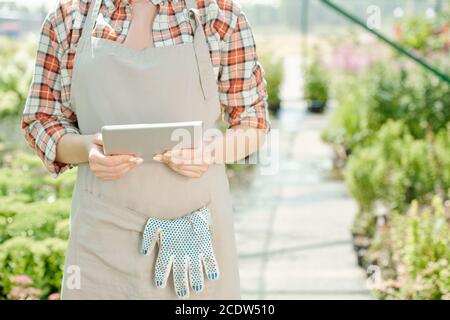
[101,121,203,161]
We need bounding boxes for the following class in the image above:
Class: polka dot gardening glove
[140,207,220,298]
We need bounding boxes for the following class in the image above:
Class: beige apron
[61,0,241,299]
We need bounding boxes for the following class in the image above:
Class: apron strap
[186,0,214,100]
[79,0,103,51]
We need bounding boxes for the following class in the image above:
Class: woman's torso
[70,0,228,219]
[55,0,240,115]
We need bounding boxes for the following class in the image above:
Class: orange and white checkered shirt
[21,0,271,177]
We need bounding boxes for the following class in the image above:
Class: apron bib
[61,0,241,299]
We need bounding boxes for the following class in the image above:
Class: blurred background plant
[0,37,34,118]
[304,51,330,113]
[0,33,75,299]
[259,53,284,115]
[321,1,450,300]
[394,12,450,57]
[0,151,74,299]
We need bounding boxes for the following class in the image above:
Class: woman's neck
[123,0,158,50]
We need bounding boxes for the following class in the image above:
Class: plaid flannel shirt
[21,0,271,177]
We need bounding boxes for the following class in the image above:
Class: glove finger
[173,256,189,298]
[189,256,204,293]
[141,219,159,255]
[154,252,172,289]
[202,254,220,281]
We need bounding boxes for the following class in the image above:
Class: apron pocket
[73,189,146,290]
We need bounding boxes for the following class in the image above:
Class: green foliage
[0,35,74,299]
[54,219,70,241]
[396,15,450,54]
[259,53,284,113]
[345,120,445,212]
[0,237,67,299]
[0,37,34,118]
[351,210,377,238]
[0,151,75,299]
[375,197,450,300]
[324,62,450,153]
[434,129,450,192]
[365,63,450,139]
[304,59,329,103]
[3,199,71,241]
[324,40,450,299]
[322,74,369,152]
[0,152,76,200]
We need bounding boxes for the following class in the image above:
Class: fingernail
[153,155,162,162]
[130,157,144,164]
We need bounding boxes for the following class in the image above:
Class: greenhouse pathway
[231,55,370,300]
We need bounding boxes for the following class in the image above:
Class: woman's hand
[88,133,144,180]
[153,146,213,178]
[153,126,267,178]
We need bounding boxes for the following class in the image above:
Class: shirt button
[115,26,122,32]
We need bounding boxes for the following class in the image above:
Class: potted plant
[304,59,330,113]
[259,53,283,115]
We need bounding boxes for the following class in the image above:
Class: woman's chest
[58,3,223,101]
[88,6,222,69]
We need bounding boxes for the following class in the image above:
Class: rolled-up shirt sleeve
[21,9,80,178]
[218,9,271,132]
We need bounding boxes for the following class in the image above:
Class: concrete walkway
[231,56,370,300]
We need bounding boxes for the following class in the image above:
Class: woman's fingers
[91,162,137,175]
[93,132,103,146]
[89,143,143,167]
[167,163,207,178]
[89,141,143,166]
[167,166,198,178]
[88,135,143,180]
[172,164,208,173]
[159,148,207,165]
[92,152,142,167]
[94,164,136,180]
[154,148,210,178]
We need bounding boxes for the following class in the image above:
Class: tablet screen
[101,121,203,161]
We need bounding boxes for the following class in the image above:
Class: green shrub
[321,18,450,300]
[304,59,329,103]
[323,62,450,153]
[54,219,70,241]
[321,75,369,152]
[0,37,34,119]
[396,15,450,54]
[345,120,442,212]
[259,53,283,113]
[0,152,76,200]
[0,237,67,298]
[365,64,450,139]
[351,210,377,238]
[345,144,385,212]
[433,126,450,192]
[0,151,74,298]
[2,198,71,241]
[375,197,450,300]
